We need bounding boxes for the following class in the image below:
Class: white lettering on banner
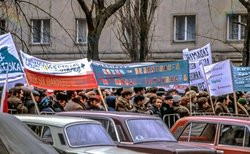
[0,62,22,73]
[204,60,233,96]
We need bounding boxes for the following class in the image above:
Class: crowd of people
[5,83,250,120]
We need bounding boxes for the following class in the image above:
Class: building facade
[0,0,247,64]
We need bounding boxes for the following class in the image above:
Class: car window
[27,124,43,137]
[0,137,9,154]
[179,122,216,144]
[42,126,53,145]
[92,118,118,141]
[127,119,176,143]
[219,124,245,147]
[116,124,126,142]
[244,127,250,147]
[66,123,115,147]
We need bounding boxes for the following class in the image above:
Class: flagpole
[98,87,108,111]
[201,64,215,114]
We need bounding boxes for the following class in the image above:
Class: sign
[24,69,98,90]
[20,51,91,76]
[233,66,250,91]
[91,60,189,87]
[0,75,26,88]
[183,43,212,90]
[0,33,23,78]
[204,60,233,96]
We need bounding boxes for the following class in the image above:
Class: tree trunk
[87,31,100,61]
[242,11,250,66]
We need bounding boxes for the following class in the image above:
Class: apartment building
[0,0,247,64]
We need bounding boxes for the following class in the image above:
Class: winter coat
[149,105,162,117]
[52,102,65,112]
[161,103,175,117]
[115,96,133,112]
[215,102,230,115]
[64,99,85,111]
[173,105,190,118]
[133,104,150,114]
[8,96,28,114]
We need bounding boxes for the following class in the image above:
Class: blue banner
[91,60,189,87]
[233,66,250,91]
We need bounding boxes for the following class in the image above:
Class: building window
[31,19,50,44]
[0,20,5,35]
[227,14,247,41]
[174,15,196,41]
[76,19,87,44]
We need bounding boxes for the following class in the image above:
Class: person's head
[56,92,68,107]
[13,87,24,99]
[156,88,165,96]
[121,90,133,100]
[67,90,77,99]
[78,92,88,103]
[164,95,173,106]
[86,91,96,98]
[14,83,24,87]
[238,98,248,106]
[173,95,182,106]
[217,95,230,106]
[134,95,145,106]
[88,96,101,108]
[134,87,145,95]
[153,96,163,108]
[196,97,209,109]
[32,89,40,102]
[185,90,197,102]
[114,88,123,96]
[148,87,158,94]
[167,89,178,96]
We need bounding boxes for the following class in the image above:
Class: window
[31,19,50,44]
[174,15,196,41]
[227,14,247,40]
[219,124,249,147]
[179,122,217,144]
[76,19,87,44]
[0,20,5,35]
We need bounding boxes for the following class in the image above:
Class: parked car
[0,113,58,154]
[171,115,250,154]
[15,115,142,154]
[57,111,219,154]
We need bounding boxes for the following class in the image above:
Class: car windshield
[66,123,115,147]
[127,119,176,143]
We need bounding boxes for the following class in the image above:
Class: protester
[52,92,68,112]
[64,95,86,111]
[149,96,162,117]
[116,89,133,112]
[237,98,249,115]
[106,96,116,111]
[215,95,230,115]
[7,87,28,114]
[161,95,174,117]
[196,97,212,113]
[88,96,105,111]
[22,87,36,114]
[133,95,150,114]
[172,95,190,118]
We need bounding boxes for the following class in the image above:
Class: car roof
[178,115,250,125]
[15,114,100,127]
[56,111,161,120]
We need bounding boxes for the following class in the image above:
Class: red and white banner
[24,69,97,90]
[0,69,9,113]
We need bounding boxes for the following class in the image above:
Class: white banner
[0,33,23,78]
[204,60,233,96]
[183,43,212,90]
[20,51,92,76]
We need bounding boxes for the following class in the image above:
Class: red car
[57,111,219,154]
[171,116,250,154]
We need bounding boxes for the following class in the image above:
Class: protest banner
[0,75,26,88]
[91,60,189,87]
[20,51,91,76]
[204,60,234,96]
[24,69,98,90]
[183,43,212,90]
[232,66,250,92]
[0,33,23,78]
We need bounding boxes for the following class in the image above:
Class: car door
[215,123,250,154]
[177,121,217,149]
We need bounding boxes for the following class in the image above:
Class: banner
[0,33,23,78]
[24,69,98,90]
[91,60,189,87]
[232,66,250,91]
[20,51,91,76]
[0,75,26,88]
[204,60,233,96]
[183,43,212,90]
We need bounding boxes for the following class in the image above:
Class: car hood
[119,141,216,154]
[64,146,142,154]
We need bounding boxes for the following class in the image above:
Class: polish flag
[0,71,9,113]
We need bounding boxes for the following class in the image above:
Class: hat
[173,95,182,103]
[156,88,165,96]
[32,89,40,96]
[238,98,248,105]
[164,95,173,100]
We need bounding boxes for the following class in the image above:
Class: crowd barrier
[163,113,180,128]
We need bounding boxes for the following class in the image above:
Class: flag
[0,70,9,113]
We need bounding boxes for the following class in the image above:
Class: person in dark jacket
[161,95,175,117]
[106,96,116,111]
[149,96,162,117]
[215,95,230,115]
[52,92,68,112]
[133,95,150,114]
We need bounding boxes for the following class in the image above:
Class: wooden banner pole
[98,87,108,111]
[233,92,238,115]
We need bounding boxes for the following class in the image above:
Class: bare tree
[77,0,127,61]
[115,0,160,62]
[239,0,250,66]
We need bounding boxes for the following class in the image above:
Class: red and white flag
[0,70,9,113]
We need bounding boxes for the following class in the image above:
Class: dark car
[0,113,58,154]
[57,111,219,154]
[171,116,250,154]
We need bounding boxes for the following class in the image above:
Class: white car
[15,115,142,154]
